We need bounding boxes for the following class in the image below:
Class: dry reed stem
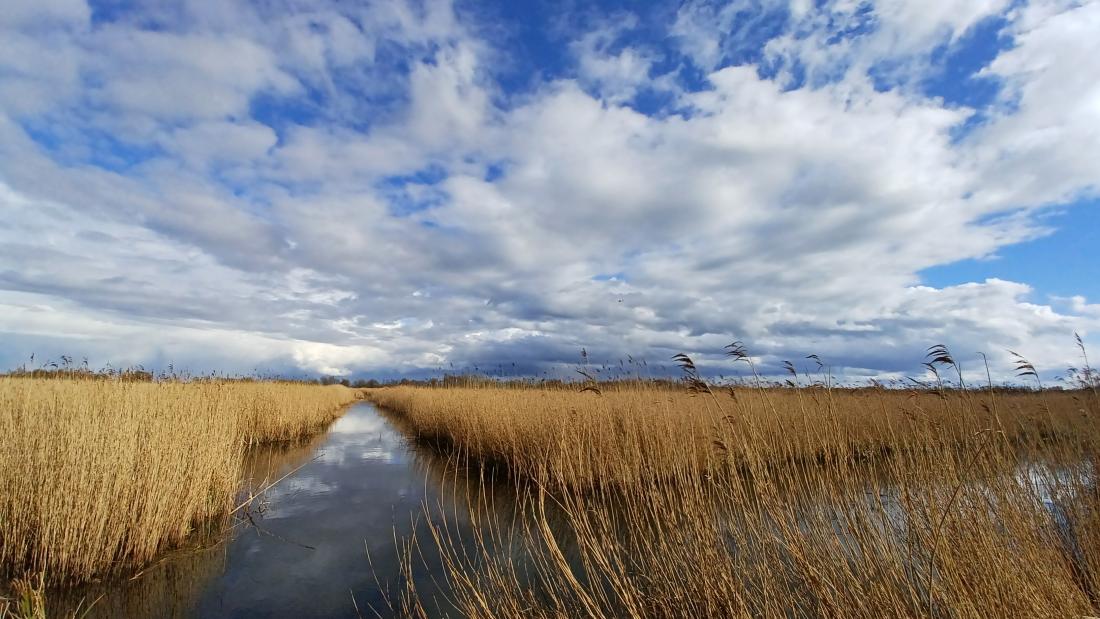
[370,384,1099,618]
[0,378,358,585]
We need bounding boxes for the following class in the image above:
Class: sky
[0,0,1098,383]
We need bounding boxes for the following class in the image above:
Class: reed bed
[370,383,1100,618]
[0,378,358,586]
[368,385,1096,488]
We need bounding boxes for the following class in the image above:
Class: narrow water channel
[50,402,1093,618]
[60,402,466,618]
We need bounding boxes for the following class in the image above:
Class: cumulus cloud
[969,1,1100,209]
[569,13,659,104]
[0,0,1096,381]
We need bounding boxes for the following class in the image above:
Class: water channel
[57,402,472,618]
[46,401,1095,618]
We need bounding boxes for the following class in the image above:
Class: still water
[61,402,469,618]
[51,402,1092,618]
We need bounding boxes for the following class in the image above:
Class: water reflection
[43,403,1097,618]
[47,539,227,619]
[193,403,449,618]
[401,434,1099,618]
[49,403,472,618]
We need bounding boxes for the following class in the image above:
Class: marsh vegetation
[367,348,1100,618]
[0,377,359,594]
[3,345,1099,619]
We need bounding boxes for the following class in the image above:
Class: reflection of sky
[1016,460,1096,506]
[192,403,453,618]
[312,408,406,467]
[81,401,1096,618]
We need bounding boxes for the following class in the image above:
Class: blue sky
[921,200,1100,301]
[0,0,1097,382]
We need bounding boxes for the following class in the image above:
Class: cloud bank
[1,0,1097,381]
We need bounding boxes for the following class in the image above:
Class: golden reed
[0,378,358,586]
[371,383,1100,618]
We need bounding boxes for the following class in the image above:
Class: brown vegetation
[0,378,358,586]
[370,377,1100,617]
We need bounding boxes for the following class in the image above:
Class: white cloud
[0,0,88,28]
[969,1,1100,209]
[753,0,1013,89]
[0,0,1096,381]
[88,28,299,123]
[290,342,387,376]
[404,42,492,151]
[162,120,278,168]
[570,13,658,104]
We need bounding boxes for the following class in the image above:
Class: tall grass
[370,379,1100,617]
[368,385,1094,489]
[0,378,358,586]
